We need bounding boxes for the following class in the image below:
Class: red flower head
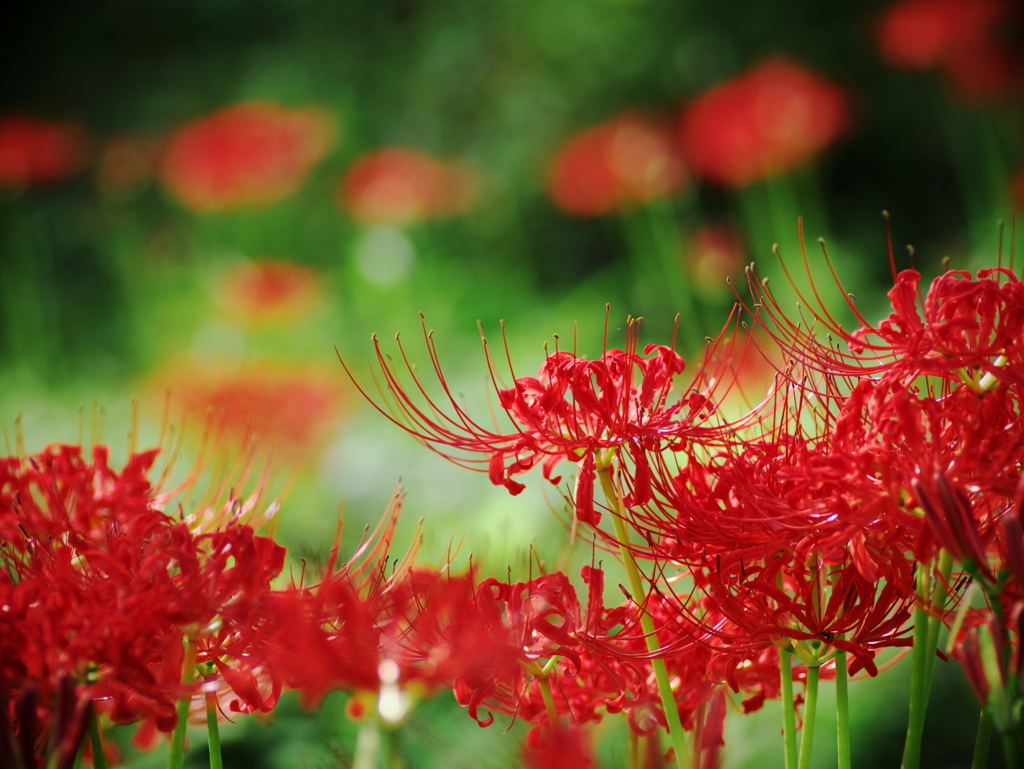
[215,259,324,327]
[876,0,1022,101]
[0,115,88,190]
[160,101,334,212]
[680,59,849,187]
[339,148,479,226]
[347,316,728,530]
[547,112,688,216]
[154,358,346,462]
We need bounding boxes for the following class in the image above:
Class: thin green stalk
[999,729,1019,769]
[779,647,798,769]
[923,551,954,687]
[598,466,689,768]
[537,675,560,726]
[797,655,821,769]
[901,563,936,769]
[205,684,223,769]
[971,709,992,769]
[835,648,851,769]
[167,638,199,769]
[88,710,110,769]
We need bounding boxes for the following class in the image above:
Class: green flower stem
[971,709,992,769]
[205,683,223,769]
[779,646,798,769]
[167,637,199,769]
[537,674,560,726]
[598,466,689,768]
[923,551,954,686]
[797,652,821,769]
[88,708,110,769]
[835,647,851,769]
[901,557,940,769]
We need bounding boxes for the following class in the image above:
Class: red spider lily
[522,722,597,769]
[0,115,88,190]
[160,101,334,212]
[547,112,687,216]
[346,316,730,529]
[268,545,524,721]
[153,358,346,463]
[0,441,286,761]
[876,0,1023,102]
[338,147,479,226]
[679,59,849,188]
[215,259,324,328]
[848,268,1024,389]
[737,221,1024,396]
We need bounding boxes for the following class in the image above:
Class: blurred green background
[2,0,1021,766]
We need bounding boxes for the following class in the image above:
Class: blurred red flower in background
[339,147,479,226]
[0,115,88,190]
[160,101,335,212]
[680,59,850,187]
[155,360,346,461]
[686,224,747,293]
[876,0,1022,101]
[215,259,324,327]
[547,112,687,216]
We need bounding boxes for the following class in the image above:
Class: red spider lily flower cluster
[338,147,479,226]
[0,115,89,190]
[547,112,688,217]
[160,101,335,212]
[348,227,1024,761]
[0,442,285,762]
[737,231,1024,739]
[876,0,1024,102]
[680,59,849,188]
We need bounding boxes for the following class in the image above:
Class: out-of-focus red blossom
[216,259,323,327]
[160,101,334,212]
[522,723,596,769]
[339,147,479,226]
[876,0,1023,101]
[680,59,849,187]
[0,115,89,190]
[547,112,687,216]
[96,135,160,195]
[155,359,346,461]
[686,224,746,292]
